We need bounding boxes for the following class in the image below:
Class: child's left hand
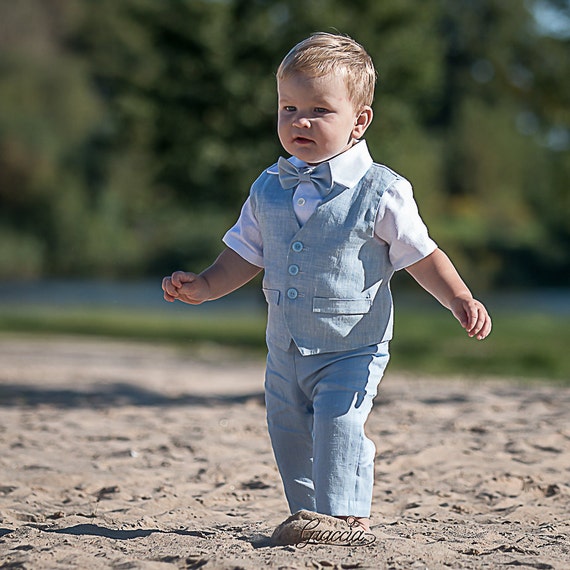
[449,297,492,340]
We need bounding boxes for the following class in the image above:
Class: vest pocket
[263,288,281,306]
[312,297,373,315]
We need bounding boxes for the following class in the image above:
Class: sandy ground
[0,334,568,569]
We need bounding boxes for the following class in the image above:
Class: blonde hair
[277,32,377,109]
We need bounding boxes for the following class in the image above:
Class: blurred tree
[71,0,447,273]
[73,0,280,209]
[427,0,570,286]
[0,0,568,285]
[0,0,102,277]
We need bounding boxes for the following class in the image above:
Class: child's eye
[314,107,328,113]
[283,106,296,112]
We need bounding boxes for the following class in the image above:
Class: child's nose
[292,116,311,128]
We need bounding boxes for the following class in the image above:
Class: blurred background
[0,0,568,380]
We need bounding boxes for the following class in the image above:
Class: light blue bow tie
[277,157,333,196]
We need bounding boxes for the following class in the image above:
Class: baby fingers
[162,277,180,301]
[466,303,492,340]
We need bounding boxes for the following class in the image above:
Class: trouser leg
[302,343,390,517]
[265,343,316,513]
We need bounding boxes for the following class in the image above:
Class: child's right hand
[162,271,211,305]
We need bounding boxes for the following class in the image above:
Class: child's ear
[352,106,373,139]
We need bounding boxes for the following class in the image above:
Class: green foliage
[393,310,570,381]
[0,304,568,382]
[0,0,568,285]
[0,307,267,349]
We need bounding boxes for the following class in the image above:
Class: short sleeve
[222,197,265,268]
[375,178,437,271]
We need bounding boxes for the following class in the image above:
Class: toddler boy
[162,32,492,541]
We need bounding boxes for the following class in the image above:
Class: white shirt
[223,140,437,270]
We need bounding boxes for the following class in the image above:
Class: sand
[0,334,568,569]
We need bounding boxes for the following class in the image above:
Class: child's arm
[405,248,492,340]
[162,247,262,305]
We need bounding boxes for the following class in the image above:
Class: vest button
[288,264,300,276]
[291,241,304,252]
[286,288,298,300]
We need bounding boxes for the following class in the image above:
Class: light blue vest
[251,162,402,355]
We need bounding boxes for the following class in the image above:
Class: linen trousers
[264,339,390,518]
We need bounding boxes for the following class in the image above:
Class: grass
[0,306,267,349]
[392,311,569,382]
[0,305,568,383]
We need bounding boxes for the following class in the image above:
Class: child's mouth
[294,137,313,144]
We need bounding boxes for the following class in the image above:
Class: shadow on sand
[0,383,264,409]
[42,523,273,548]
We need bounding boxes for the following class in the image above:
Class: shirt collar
[289,140,373,189]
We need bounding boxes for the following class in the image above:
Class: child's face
[277,72,372,165]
